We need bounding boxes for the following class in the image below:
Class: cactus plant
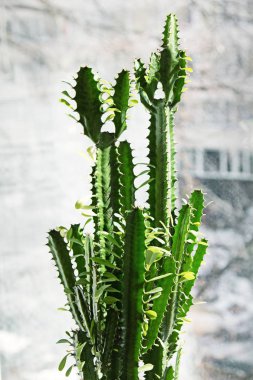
[47,14,208,380]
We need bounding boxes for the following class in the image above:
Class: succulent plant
[47,14,208,380]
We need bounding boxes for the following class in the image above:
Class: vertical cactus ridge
[48,230,76,290]
[162,14,179,55]
[101,308,119,367]
[113,70,131,138]
[51,14,207,380]
[118,141,136,216]
[187,190,205,254]
[168,240,208,358]
[162,204,192,342]
[92,146,114,261]
[142,253,176,353]
[70,224,86,279]
[84,235,97,325]
[144,204,192,378]
[147,103,176,227]
[167,110,177,216]
[73,67,103,144]
[47,230,84,331]
[109,143,121,218]
[74,330,98,380]
[121,208,146,380]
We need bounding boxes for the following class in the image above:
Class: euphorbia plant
[48,14,208,379]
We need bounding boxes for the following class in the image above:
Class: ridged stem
[148,102,176,228]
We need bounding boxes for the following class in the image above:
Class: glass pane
[204,149,220,172]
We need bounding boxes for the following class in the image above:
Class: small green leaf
[75,278,87,286]
[84,217,92,227]
[59,98,73,109]
[198,240,208,246]
[146,273,172,282]
[99,231,121,248]
[67,113,78,122]
[180,271,195,280]
[145,250,162,270]
[66,228,73,240]
[104,296,120,304]
[64,287,73,295]
[145,287,163,295]
[58,354,69,371]
[129,98,139,106]
[104,272,120,281]
[56,339,71,344]
[65,365,73,377]
[76,342,86,360]
[138,363,154,372]
[95,284,110,302]
[92,257,118,270]
[145,292,162,303]
[62,90,72,98]
[68,237,83,246]
[147,246,167,254]
[145,310,157,319]
[104,113,115,122]
[136,178,154,190]
[75,200,93,210]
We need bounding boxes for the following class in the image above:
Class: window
[204,150,220,172]
[250,154,253,174]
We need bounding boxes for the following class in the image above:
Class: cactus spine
[48,14,208,380]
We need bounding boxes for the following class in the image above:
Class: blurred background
[1,0,253,379]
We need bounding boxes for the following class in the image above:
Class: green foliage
[49,13,208,380]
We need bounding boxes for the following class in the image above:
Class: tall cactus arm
[160,14,179,101]
[162,14,179,56]
[47,230,83,330]
[92,146,114,258]
[168,240,208,358]
[100,176,123,379]
[162,193,206,364]
[118,141,136,216]
[48,230,76,289]
[184,239,208,296]
[147,103,175,226]
[63,67,133,149]
[120,208,146,380]
[187,190,205,256]
[162,204,191,342]
[73,67,103,144]
[113,70,131,138]
[135,14,188,111]
[160,15,188,108]
[144,204,191,379]
[143,255,176,353]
